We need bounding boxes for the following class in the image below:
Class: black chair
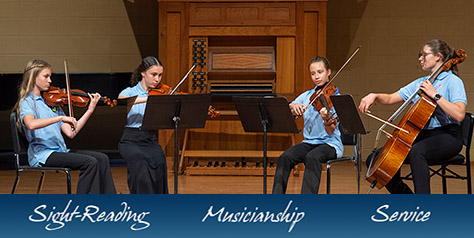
[326,127,361,194]
[10,112,73,194]
[402,112,473,194]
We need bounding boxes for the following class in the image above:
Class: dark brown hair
[308,56,331,70]
[424,39,459,76]
[130,56,163,86]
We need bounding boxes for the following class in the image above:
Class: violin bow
[169,64,196,95]
[64,58,74,118]
[306,46,361,109]
[64,58,76,132]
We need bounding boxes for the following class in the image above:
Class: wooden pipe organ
[158,0,327,175]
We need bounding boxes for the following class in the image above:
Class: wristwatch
[434,93,442,101]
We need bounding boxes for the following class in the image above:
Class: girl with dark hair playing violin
[272,56,343,194]
[12,59,116,194]
[118,56,169,194]
[359,39,467,194]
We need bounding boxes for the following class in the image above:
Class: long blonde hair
[12,59,52,129]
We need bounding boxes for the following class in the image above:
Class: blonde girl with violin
[359,39,467,194]
[12,59,116,194]
[272,56,343,194]
[118,56,168,194]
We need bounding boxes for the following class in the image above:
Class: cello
[365,49,467,189]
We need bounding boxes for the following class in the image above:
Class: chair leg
[65,171,72,194]
[441,166,447,194]
[466,161,472,194]
[37,171,46,194]
[357,134,362,194]
[11,171,20,194]
[326,164,332,194]
[356,156,361,194]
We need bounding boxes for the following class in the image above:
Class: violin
[148,83,220,118]
[148,83,173,95]
[303,46,360,116]
[309,82,337,111]
[309,83,338,122]
[43,86,118,107]
[149,83,186,96]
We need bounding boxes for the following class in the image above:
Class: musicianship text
[201,200,305,232]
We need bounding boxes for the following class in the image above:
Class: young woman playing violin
[359,39,467,194]
[117,56,168,194]
[12,59,116,194]
[272,56,343,194]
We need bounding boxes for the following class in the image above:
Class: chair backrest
[460,112,474,148]
[10,112,28,155]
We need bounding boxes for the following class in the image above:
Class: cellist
[272,56,343,194]
[359,39,467,194]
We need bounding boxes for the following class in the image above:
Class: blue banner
[0,195,472,237]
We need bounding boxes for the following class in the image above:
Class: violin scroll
[102,96,118,107]
[208,105,220,118]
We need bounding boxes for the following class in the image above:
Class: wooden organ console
[158,0,327,175]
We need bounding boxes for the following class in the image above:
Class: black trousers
[381,124,462,194]
[272,143,336,194]
[45,150,116,194]
[118,127,168,194]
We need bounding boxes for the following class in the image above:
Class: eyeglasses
[418,51,435,58]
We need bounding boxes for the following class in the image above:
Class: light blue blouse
[398,70,467,129]
[119,82,148,128]
[293,87,343,158]
[20,93,69,167]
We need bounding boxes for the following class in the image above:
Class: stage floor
[0,162,471,194]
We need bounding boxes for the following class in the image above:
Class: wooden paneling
[189,26,296,36]
[166,13,182,86]
[276,37,295,94]
[189,3,295,26]
[209,47,275,72]
[295,1,326,95]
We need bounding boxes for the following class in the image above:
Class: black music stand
[329,95,367,135]
[142,94,211,194]
[117,96,138,115]
[330,95,368,193]
[233,96,299,194]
